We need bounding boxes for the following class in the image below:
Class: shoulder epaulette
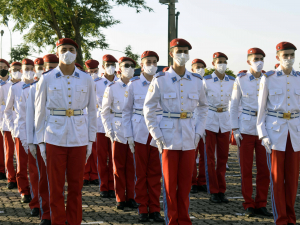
[0,81,6,86]
[30,80,38,86]
[94,77,102,82]
[228,75,235,80]
[155,71,165,78]
[204,74,212,80]
[237,72,246,78]
[130,76,140,82]
[22,83,30,89]
[12,81,20,86]
[264,70,275,78]
[296,71,300,76]
[42,69,53,75]
[108,81,115,87]
[191,73,203,80]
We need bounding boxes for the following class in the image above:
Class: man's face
[87,68,99,74]
[21,65,34,73]
[191,63,205,72]
[102,62,116,71]
[169,47,189,58]
[10,65,21,72]
[34,65,44,72]
[44,63,58,71]
[141,56,157,71]
[276,49,295,61]
[0,62,8,70]
[213,57,227,69]
[247,54,264,66]
[120,60,134,73]
[56,45,77,64]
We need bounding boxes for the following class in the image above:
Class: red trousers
[15,137,30,196]
[28,149,39,209]
[267,134,300,225]
[84,142,98,181]
[0,132,5,173]
[4,131,16,182]
[204,129,230,194]
[96,133,114,192]
[134,135,161,214]
[239,134,269,210]
[112,141,134,202]
[36,146,50,220]
[161,149,195,225]
[46,143,86,225]
[192,139,206,186]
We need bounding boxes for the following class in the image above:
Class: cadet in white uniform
[101,56,138,210]
[202,52,234,204]
[144,38,208,225]
[122,51,164,222]
[230,48,271,218]
[257,42,300,225]
[35,38,97,225]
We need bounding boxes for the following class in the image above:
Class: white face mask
[195,68,205,77]
[281,58,295,69]
[173,53,189,66]
[23,71,34,80]
[12,71,22,80]
[250,61,264,72]
[90,72,98,80]
[105,66,115,76]
[143,64,157,76]
[216,64,227,74]
[35,70,44,79]
[59,51,76,65]
[122,67,134,78]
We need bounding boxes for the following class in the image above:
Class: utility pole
[0,30,4,59]
[175,12,180,38]
[4,22,12,61]
[160,0,178,66]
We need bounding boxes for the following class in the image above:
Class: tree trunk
[70,16,83,66]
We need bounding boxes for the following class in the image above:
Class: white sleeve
[35,75,47,144]
[122,83,134,138]
[194,80,208,136]
[230,79,242,129]
[26,87,35,144]
[101,86,113,134]
[4,86,14,133]
[87,77,97,142]
[0,86,4,130]
[18,89,27,142]
[257,76,269,139]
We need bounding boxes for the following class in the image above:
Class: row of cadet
[0,37,298,225]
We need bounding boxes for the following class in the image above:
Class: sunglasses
[124,64,135,68]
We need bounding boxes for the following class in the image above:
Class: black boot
[83,180,89,186]
[108,190,115,198]
[190,185,198,193]
[7,182,17,189]
[139,213,149,222]
[31,208,39,217]
[90,179,99,185]
[126,199,139,208]
[149,212,164,222]
[218,192,229,203]
[0,172,6,180]
[255,207,273,217]
[210,193,221,203]
[245,207,255,217]
[116,201,126,210]
[21,195,32,203]
[40,219,51,225]
[100,191,108,198]
[198,185,207,192]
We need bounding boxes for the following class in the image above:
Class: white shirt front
[0,80,15,131]
[203,72,235,133]
[257,67,300,152]
[144,66,208,151]
[101,78,128,144]
[122,73,162,146]
[35,66,97,147]
[230,71,262,136]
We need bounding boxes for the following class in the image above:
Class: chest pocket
[269,89,283,105]
[294,89,300,104]
[188,94,199,108]
[49,84,63,100]
[163,93,176,108]
[207,91,218,104]
[242,91,253,103]
[75,85,88,101]
[114,99,122,111]
[134,94,146,106]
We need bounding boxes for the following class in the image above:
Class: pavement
[0,145,299,224]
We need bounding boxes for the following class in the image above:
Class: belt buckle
[217,108,223,112]
[283,112,291,120]
[180,112,187,119]
[96,104,99,108]
[66,109,74,117]
[255,111,257,116]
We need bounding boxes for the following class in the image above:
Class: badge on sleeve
[149,85,154,92]
[124,91,128,98]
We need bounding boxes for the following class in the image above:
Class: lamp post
[0,30,4,59]
[175,11,180,38]
[4,22,12,61]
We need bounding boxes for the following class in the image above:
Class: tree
[124,45,140,68]
[204,67,236,77]
[9,44,30,63]
[0,0,152,66]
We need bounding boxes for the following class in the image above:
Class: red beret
[118,57,136,67]
[22,58,34,66]
[34,58,44,65]
[239,70,248,74]
[262,70,266,74]
[276,42,297,51]
[213,52,228,60]
[102,54,118,63]
[43,54,59,63]
[56,38,78,49]
[170,38,192,50]
[191,59,206,68]
[247,48,265,57]
[85,59,99,69]
[162,67,169,72]
[11,62,21,67]
[0,59,10,68]
[275,63,280,69]
[75,63,83,70]
[141,51,159,62]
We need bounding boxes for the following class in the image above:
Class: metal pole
[175,12,180,38]
[0,30,3,59]
[5,22,12,61]
[168,2,176,66]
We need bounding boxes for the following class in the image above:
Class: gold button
[165,124,167,126]
[181,90,183,92]
[288,89,290,92]
[181,103,183,105]
[287,82,289,84]
[68,88,70,90]
[68,95,71,97]
[256,78,258,80]
[271,127,273,129]
[68,82,70,84]
[67,76,69,79]
[139,97,141,98]
[82,89,83,91]
[257,89,259,91]
[181,96,183,99]
[257,95,259,96]
[221,95,223,97]
[288,103,290,106]
[288,96,290,99]
[134,119,136,121]
[212,95,213,96]
[193,96,195,98]
[181,84,183,86]
[287,75,289,77]
[221,85,223,87]
[69,102,71,104]
[221,100,223,101]
[181,109,183,111]
[55,120,57,122]
[288,111,290,113]
[257,83,259,85]
[275,92,276,94]
[221,90,223,92]
[169,95,171,97]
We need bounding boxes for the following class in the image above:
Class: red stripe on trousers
[112,141,134,202]
[46,143,86,225]
[205,129,230,194]
[134,134,161,214]
[270,133,300,225]
[84,142,98,181]
[4,131,16,182]
[239,134,269,210]
[192,139,206,186]
[15,137,30,196]
[28,149,39,209]
[162,149,195,225]
[96,133,114,192]
[0,132,5,173]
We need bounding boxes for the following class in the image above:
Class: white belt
[163,111,193,119]
[209,105,228,113]
[242,109,257,116]
[267,110,299,120]
[50,109,84,117]
[134,109,163,116]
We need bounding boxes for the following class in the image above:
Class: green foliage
[124,45,140,68]
[9,44,29,63]
[204,67,236,77]
[0,0,152,65]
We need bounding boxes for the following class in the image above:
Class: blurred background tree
[204,67,236,77]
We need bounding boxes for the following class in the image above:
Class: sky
[0,0,300,74]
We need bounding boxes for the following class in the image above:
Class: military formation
[0,37,298,225]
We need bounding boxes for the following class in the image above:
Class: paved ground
[0,145,299,224]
